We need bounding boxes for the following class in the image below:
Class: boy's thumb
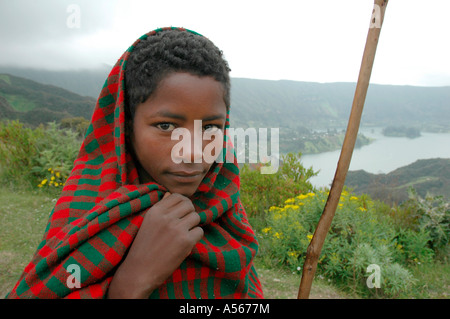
[163,191,171,199]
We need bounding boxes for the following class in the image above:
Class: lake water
[301,128,450,188]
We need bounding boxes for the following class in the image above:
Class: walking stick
[297,0,389,299]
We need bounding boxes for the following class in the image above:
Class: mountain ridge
[345,158,450,204]
[1,66,449,133]
[0,73,96,126]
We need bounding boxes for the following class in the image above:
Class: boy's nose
[171,126,204,164]
[182,130,203,163]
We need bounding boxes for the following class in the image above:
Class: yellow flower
[262,227,272,234]
[297,194,308,200]
[358,207,367,212]
[274,232,283,239]
[306,192,315,197]
[41,179,48,185]
[51,176,55,181]
[350,196,358,201]
[55,172,61,178]
[269,206,281,212]
[272,211,284,220]
[307,234,313,242]
[284,198,295,204]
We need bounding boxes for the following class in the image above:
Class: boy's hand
[107,192,203,299]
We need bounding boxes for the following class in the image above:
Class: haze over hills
[1,65,449,133]
[230,78,450,131]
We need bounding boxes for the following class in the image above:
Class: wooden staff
[297,0,389,299]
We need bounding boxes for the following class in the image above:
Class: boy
[7,27,263,299]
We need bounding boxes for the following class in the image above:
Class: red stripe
[104,247,122,266]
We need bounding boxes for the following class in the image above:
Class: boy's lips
[166,170,204,183]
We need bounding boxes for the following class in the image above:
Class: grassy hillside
[0,73,96,127]
[0,66,109,99]
[345,158,450,204]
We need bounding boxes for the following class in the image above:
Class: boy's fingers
[182,211,201,230]
[190,226,204,242]
[153,193,195,218]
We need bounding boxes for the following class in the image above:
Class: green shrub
[0,120,81,188]
[240,152,317,217]
[31,122,80,188]
[0,120,44,184]
[403,188,449,252]
[396,228,434,264]
[260,189,418,297]
[353,244,416,298]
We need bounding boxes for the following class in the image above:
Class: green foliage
[0,120,81,188]
[31,122,80,188]
[258,189,433,297]
[399,188,450,252]
[353,244,416,298]
[396,228,434,264]
[239,152,317,217]
[60,116,90,138]
[0,120,44,183]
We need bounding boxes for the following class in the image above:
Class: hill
[0,73,96,126]
[1,68,449,155]
[229,78,450,132]
[0,66,109,99]
[345,158,450,204]
[1,67,449,132]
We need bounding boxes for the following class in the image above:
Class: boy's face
[131,72,227,197]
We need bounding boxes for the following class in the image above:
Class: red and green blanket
[7,27,263,299]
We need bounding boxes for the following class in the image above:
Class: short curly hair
[125,28,231,119]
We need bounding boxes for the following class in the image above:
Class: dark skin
[107,72,227,298]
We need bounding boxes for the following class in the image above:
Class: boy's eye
[156,123,176,131]
[204,124,221,133]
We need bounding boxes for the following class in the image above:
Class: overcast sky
[0,0,449,86]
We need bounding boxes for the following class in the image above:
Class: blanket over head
[7,27,263,299]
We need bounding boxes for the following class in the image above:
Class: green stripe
[79,242,103,266]
[99,94,115,108]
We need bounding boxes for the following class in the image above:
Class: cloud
[0,0,449,86]
[0,0,117,69]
